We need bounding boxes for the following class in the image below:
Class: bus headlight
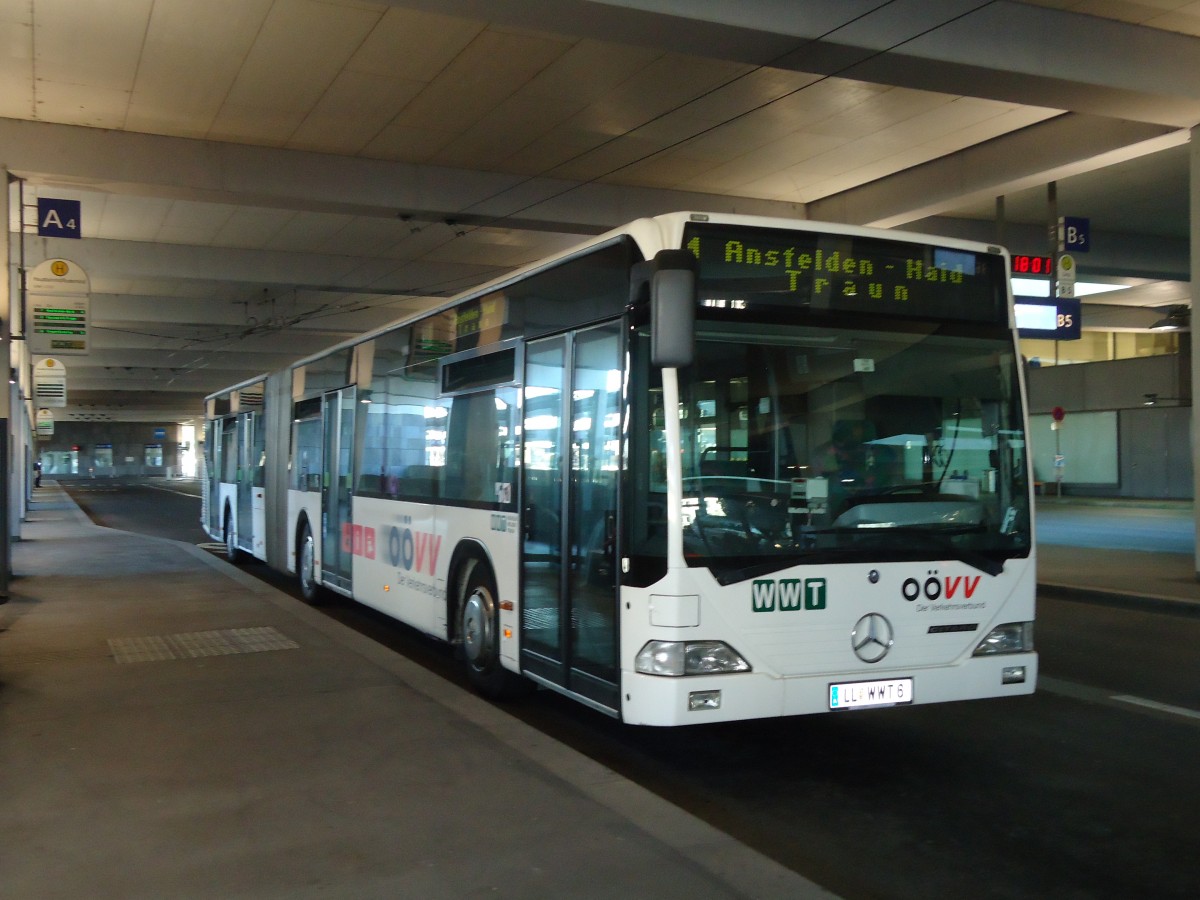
[973,622,1034,656]
[635,640,751,676]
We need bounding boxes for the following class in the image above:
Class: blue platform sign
[1058,216,1090,253]
[37,198,81,239]
[1015,297,1081,340]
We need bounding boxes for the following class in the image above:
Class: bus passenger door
[321,387,356,592]
[235,412,256,552]
[204,420,220,536]
[521,325,621,711]
[218,417,238,535]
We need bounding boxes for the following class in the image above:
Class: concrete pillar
[1,170,11,597]
[1191,128,1200,577]
[1,170,10,412]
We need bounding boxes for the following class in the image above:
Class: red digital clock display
[1011,254,1054,275]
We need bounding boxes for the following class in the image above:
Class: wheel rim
[462,587,495,669]
[225,519,236,557]
[300,532,315,592]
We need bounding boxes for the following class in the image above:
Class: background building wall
[35,421,190,478]
[1027,354,1193,499]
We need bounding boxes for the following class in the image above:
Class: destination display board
[682,223,1008,325]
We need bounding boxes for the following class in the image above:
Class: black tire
[297,521,323,605]
[223,508,241,563]
[458,559,528,699]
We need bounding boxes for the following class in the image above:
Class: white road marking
[143,483,201,498]
[1039,676,1200,725]
[1110,694,1200,722]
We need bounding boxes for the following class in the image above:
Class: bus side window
[400,465,439,498]
[443,390,509,506]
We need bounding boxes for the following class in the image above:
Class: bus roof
[205,211,1009,401]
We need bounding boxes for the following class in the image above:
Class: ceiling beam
[1,117,806,234]
[19,231,500,297]
[908,217,1190,282]
[809,116,1187,230]
[397,0,1200,127]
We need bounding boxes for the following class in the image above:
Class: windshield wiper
[799,525,1006,577]
[706,548,877,585]
[872,526,1004,576]
[701,524,1020,583]
[709,555,821,585]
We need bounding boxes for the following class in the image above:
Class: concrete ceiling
[3,0,1198,425]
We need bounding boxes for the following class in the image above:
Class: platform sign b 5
[1057,216,1089,253]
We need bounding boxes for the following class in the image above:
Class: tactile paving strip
[108,627,298,664]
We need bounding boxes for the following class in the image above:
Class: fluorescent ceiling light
[1014,303,1057,331]
[1150,307,1189,332]
[1011,278,1126,298]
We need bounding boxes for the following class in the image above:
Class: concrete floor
[5,488,1196,899]
[0,487,832,899]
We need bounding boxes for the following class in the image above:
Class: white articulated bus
[202,212,1037,725]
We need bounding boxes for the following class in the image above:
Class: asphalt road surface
[1036,499,1194,554]
[62,481,1200,899]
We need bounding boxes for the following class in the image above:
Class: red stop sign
[1051,406,1066,422]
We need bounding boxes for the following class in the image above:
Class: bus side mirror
[649,249,697,368]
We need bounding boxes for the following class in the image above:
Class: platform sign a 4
[37,198,81,239]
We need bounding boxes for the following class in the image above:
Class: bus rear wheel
[459,561,527,699]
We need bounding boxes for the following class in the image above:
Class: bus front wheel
[298,522,323,605]
[459,561,527,699]
[223,509,241,563]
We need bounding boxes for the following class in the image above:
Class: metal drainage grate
[108,627,299,664]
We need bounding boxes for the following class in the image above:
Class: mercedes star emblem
[852,613,894,664]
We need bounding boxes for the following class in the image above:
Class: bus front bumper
[620,652,1038,726]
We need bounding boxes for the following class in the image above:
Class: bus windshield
[629,318,1031,583]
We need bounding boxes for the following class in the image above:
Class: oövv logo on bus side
[901,570,980,602]
[387,525,441,575]
[752,578,827,612]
